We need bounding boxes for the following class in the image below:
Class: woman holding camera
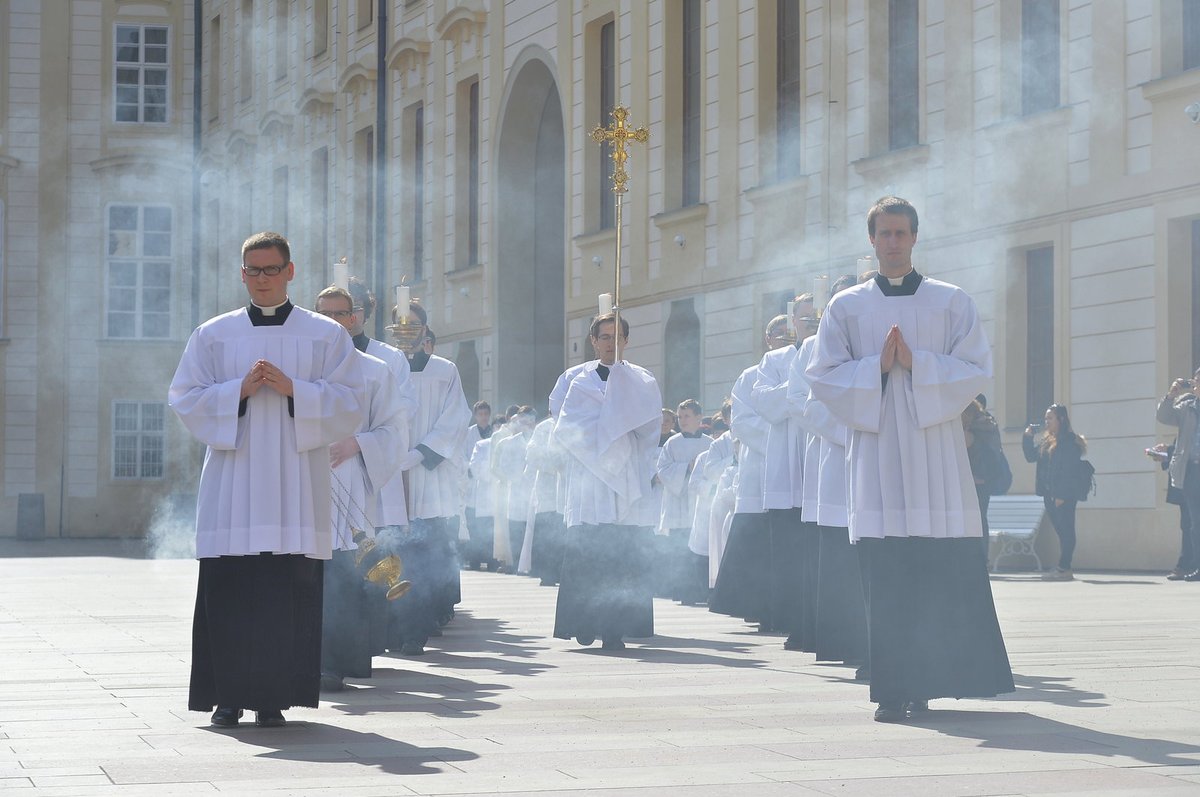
[1023,404,1087,581]
[1156,371,1200,580]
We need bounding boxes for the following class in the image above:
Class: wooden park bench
[987,495,1046,573]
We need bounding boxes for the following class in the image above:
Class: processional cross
[590,106,648,359]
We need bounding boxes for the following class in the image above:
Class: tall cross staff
[590,106,648,360]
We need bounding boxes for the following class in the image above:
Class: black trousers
[1043,497,1077,570]
[189,553,323,712]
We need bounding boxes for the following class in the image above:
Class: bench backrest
[987,495,1045,537]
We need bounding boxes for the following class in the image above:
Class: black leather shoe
[210,707,243,727]
[255,709,286,728]
[783,635,804,651]
[906,699,930,717]
[874,703,906,723]
[601,637,625,651]
[575,635,595,646]
[400,640,426,656]
[1167,568,1189,581]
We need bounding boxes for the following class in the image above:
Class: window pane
[144,261,172,285]
[145,46,168,64]
[115,403,139,430]
[145,69,167,86]
[143,287,171,312]
[144,106,166,123]
[116,45,140,63]
[108,313,136,338]
[144,206,171,230]
[109,289,138,314]
[142,313,170,338]
[116,26,139,45]
[116,67,140,86]
[116,87,140,105]
[109,205,138,230]
[142,403,165,431]
[109,260,138,284]
[144,27,168,45]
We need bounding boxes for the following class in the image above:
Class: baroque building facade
[1,0,1199,571]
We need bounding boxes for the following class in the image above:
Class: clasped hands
[879,325,913,373]
[240,359,294,399]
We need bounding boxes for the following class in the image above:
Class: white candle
[598,293,613,316]
[395,286,411,321]
[857,256,874,274]
[812,275,830,314]
[333,260,349,290]
[786,301,796,335]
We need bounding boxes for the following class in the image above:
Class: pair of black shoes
[873,700,929,723]
[210,707,286,728]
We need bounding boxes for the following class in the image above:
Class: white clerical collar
[886,268,914,286]
[252,297,289,316]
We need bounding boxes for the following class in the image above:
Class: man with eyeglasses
[380,299,471,657]
[314,285,409,694]
[551,313,663,651]
[168,232,365,728]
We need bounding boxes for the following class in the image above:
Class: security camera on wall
[1186,102,1200,125]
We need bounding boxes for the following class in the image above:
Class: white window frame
[114,23,170,124]
[112,401,166,480]
[105,203,174,340]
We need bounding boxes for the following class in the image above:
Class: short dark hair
[242,231,290,264]
[867,196,919,237]
[316,286,354,309]
[831,274,857,294]
[766,314,789,335]
[347,276,375,320]
[589,312,630,339]
[425,329,437,345]
[473,400,491,413]
[678,398,702,415]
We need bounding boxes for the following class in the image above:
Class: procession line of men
[170,195,1012,728]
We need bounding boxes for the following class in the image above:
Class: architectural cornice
[89,151,189,176]
[386,36,432,72]
[436,2,487,46]
[338,63,377,96]
[296,84,335,115]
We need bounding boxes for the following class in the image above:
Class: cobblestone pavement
[3,540,1200,795]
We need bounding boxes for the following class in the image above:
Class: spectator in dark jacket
[1155,370,1200,580]
[1023,404,1086,581]
[963,398,1005,555]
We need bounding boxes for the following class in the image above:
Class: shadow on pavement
[211,722,479,775]
[381,611,557,678]
[571,634,770,668]
[912,709,1200,767]
[0,538,151,559]
[327,669,506,718]
[995,673,1108,707]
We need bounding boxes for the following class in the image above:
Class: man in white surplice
[552,313,662,651]
[315,286,408,694]
[168,232,365,729]
[806,197,1013,723]
[380,299,471,656]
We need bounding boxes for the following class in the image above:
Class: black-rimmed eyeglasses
[242,264,287,277]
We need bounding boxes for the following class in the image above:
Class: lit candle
[812,275,830,314]
[598,293,613,316]
[786,301,796,336]
[395,286,411,321]
[333,260,349,290]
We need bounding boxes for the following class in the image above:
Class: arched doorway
[495,53,566,412]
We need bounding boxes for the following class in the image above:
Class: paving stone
[6,546,1200,795]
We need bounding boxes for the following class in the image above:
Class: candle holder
[387,306,426,354]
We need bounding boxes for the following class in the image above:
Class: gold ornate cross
[590,106,649,195]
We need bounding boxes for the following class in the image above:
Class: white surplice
[753,345,801,510]
[364,338,417,527]
[330,350,407,550]
[468,437,494,517]
[552,361,663,528]
[730,364,771,515]
[789,335,849,528]
[806,276,992,542]
[402,355,472,521]
[657,433,712,532]
[168,306,365,559]
[494,429,534,522]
